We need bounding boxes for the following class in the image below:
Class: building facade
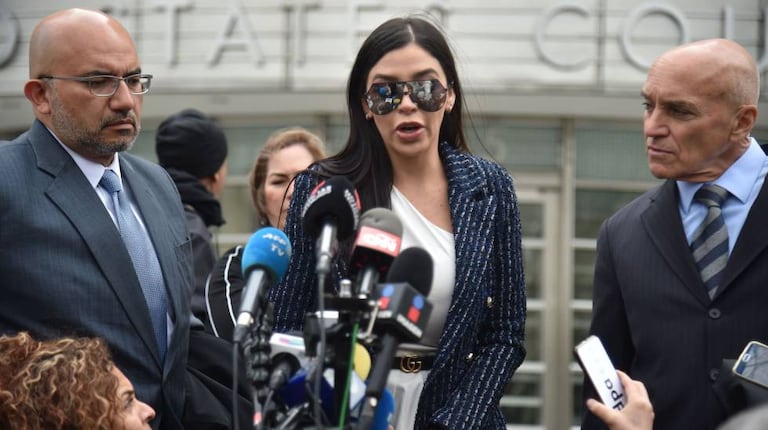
[2,0,768,428]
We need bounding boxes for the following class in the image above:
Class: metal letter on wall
[756,7,768,73]
[621,2,689,71]
[534,3,592,70]
[0,5,20,68]
[208,0,266,67]
[422,1,452,25]
[153,0,193,67]
[281,0,320,67]
[347,0,384,63]
[722,5,734,40]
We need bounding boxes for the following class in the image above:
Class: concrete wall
[2,0,767,132]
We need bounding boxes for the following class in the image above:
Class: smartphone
[574,335,626,410]
[733,340,768,389]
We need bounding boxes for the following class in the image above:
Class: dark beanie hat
[155,109,228,179]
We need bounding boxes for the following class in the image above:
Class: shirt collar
[47,126,122,188]
[678,137,765,212]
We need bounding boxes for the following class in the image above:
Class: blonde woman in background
[203,127,326,340]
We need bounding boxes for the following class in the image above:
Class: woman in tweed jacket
[268,15,526,429]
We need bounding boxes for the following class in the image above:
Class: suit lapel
[440,145,495,351]
[641,180,711,306]
[719,179,768,296]
[32,123,162,366]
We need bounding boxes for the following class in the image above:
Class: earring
[365,112,373,120]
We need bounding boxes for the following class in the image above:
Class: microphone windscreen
[281,368,335,419]
[350,207,403,275]
[282,367,367,424]
[357,207,403,243]
[350,386,395,430]
[353,342,372,380]
[385,246,434,296]
[372,387,395,430]
[301,176,361,240]
[241,227,292,281]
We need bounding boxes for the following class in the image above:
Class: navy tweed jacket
[269,142,527,429]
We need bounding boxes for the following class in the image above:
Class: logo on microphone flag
[408,295,424,323]
[379,284,394,309]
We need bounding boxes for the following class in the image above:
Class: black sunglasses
[364,79,450,115]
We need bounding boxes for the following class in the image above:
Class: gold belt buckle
[400,354,422,373]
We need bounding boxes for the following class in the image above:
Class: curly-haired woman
[0,332,155,430]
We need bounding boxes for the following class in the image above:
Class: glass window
[572,373,586,426]
[574,123,655,182]
[573,249,595,301]
[222,127,277,176]
[519,202,544,238]
[520,202,543,300]
[524,309,542,362]
[571,307,596,426]
[216,181,257,242]
[501,370,542,425]
[130,131,157,162]
[225,124,328,176]
[504,306,542,425]
[751,127,768,144]
[523,248,542,300]
[471,117,561,171]
[326,116,350,154]
[575,189,648,238]
[572,309,592,351]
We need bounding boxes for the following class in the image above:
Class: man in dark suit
[582,39,768,430]
[0,9,192,429]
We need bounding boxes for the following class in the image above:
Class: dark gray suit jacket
[583,174,768,430]
[0,120,193,430]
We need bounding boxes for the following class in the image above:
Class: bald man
[582,39,768,430]
[0,9,192,429]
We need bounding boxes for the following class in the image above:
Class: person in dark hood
[156,108,228,322]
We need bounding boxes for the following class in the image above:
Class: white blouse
[390,186,456,350]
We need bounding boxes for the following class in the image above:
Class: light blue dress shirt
[678,137,768,254]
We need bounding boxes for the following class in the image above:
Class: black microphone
[349,207,403,298]
[359,247,434,428]
[233,227,292,343]
[373,247,433,340]
[266,332,308,390]
[385,246,433,295]
[301,176,361,276]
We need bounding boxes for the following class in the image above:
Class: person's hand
[586,370,654,430]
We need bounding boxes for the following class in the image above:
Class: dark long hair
[317,15,468,211]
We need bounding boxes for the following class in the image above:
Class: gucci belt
[394,354,436,373]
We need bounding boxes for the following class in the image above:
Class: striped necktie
[100,169,168,360]
[690,184,730,299]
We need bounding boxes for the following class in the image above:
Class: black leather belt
[393,354,435,373]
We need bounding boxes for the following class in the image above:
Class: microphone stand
[240,304,273,429]
[325,321,353,427]
[320,279,374,429]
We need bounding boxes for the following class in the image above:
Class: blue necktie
[100,169,168,359]
[690,184,730,299]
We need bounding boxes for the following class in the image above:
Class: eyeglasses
[38,74,153,97]
[364,79,449,115]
